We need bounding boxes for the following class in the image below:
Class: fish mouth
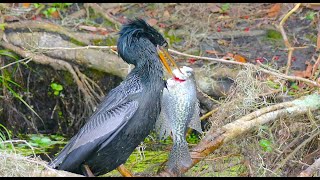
[157,45,182,77]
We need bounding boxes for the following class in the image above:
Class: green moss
[104,150,169,176]
[164,30,182,45]
[266,29,282,40]
[69,38,86,46]
[62,71,74,86]
[305,34,317,44]
[84,68,106,82]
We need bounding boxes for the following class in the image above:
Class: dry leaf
[234,54,247,63]
[79,25,107,32]
[222,52,234,60]
[205,50,219,55]
[293,61,313,78]
[163,10,170,18]
[304,61,313,78]
[268,3,281,17]
[110,7,121,15]
[22,3,30,8]
[147,18,158,26]
[51,11,60,19]
[208,4,221,13]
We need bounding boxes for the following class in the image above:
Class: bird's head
[117,19,180,77]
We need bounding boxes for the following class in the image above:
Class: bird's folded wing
[49,100,139,169]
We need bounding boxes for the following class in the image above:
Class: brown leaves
[163,10,170,19]
[78,25,109,35]
[294,62,313,78]
[205,50,220,55]
[208,4,221,13]
[222,53,247,63]
[22,3,31,8]
[268,3,281,18]
[147,18,158,26]
[50,11,60,19]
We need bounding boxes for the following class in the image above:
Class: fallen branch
[0,41,100,111]
[4,21,117,45]
[158,93,320,176]
[5,21,91,45]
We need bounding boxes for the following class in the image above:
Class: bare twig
[35,45,320,87]
[37,45,117,51]
[278,3,301,75]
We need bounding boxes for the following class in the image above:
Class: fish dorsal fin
[188,100,202,133]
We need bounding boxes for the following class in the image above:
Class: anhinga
[48,19,180,176]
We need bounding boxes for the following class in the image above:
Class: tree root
[4,20,117,45]
[0,41,99,112]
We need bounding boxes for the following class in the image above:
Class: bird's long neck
[130,59,164,90]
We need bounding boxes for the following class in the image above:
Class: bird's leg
[117,164,133,177]
[81,164,95,177]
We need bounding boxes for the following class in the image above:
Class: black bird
[48,19,180,176]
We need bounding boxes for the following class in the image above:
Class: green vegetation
[33,3,73,18]
[266,29,282,40]
[305,11,316,20]
[42,7,58,18]
[50,82,64,96]
[0,50,42,120]
[0,23,6,31]
[186,132,201,144]
[164,31,182,45]
[221,3,230,13]
[259,139,273,152]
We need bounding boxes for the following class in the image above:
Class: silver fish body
[156,66,202,175]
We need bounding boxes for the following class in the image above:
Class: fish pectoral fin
[155,110,171,140]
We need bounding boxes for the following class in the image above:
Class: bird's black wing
[49,77,141,169]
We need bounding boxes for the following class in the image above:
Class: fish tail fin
[167,140,192,176]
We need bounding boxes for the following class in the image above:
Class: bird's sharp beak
[157,46,182,77]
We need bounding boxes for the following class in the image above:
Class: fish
[156,66,202,176]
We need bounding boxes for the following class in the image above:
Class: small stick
[117,164,133,177]
[82,164,94,177]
